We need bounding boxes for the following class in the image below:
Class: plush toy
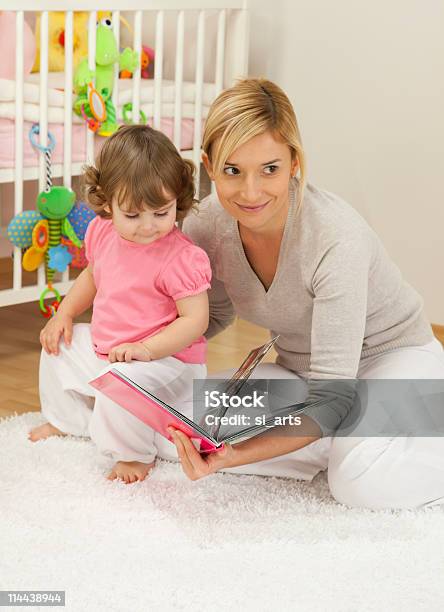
[141,46,155,79]
[120,45,155,79]
[0,11,36,79]
[7,186,85,316]
[8,199,94,269]
[8,187,81,276]
[32,11,89,73]
[7,125,95,317]
[73,17,139,136]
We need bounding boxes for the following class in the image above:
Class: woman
[167,78,444,510]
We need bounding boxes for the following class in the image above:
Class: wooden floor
[0,296,442,420]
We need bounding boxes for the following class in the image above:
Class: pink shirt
[84,217,211,363]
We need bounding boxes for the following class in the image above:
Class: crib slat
[131,11,143,127]
[39,12,49,194]
[193,10,206,197]
[215,9,226,95]
[153,11,164,130]
[37,11,50,287]
[224,7,249,87]
[173,11,185,150]
[14,12,24,213]
[61,11,74,285]
[13,11,25,292]
[63,11,74,189]
[112,11,120,113]
[86,11,97,165]
[212,11,224,199]
[212,8,226,196]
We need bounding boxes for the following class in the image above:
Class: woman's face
[203,130,298,233]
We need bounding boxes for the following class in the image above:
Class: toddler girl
[28,125,211,484]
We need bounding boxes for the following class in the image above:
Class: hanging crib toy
[73,16,139,136]
[7,124,88,318]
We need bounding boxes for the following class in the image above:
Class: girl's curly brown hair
[82,124,197,221]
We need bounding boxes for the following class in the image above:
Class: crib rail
[0,1,249,307]
[8,1,246,9]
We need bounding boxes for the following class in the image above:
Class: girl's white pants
[39,323,444,510]
[39,323,206,466]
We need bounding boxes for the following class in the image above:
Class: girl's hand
[167,427,235,480]
[108,342,152,363]
[40,313,73,356]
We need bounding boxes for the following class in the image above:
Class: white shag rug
[1,412,444,612]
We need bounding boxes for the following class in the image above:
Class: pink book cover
[89,336,280,455]
[89,368,224,454]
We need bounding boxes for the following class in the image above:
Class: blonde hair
[82,125,197,222]
[203,78,306,212]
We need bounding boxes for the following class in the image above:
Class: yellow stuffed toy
[32,11,90,73]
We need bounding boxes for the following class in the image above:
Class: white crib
[0,0,249,307]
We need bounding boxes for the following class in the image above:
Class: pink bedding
[0,118,200,168]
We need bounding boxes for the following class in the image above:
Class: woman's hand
[40,313,73,356]
[108,342,152,363]
[167,427,235,480]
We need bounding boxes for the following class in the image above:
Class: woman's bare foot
[28,422,67,442]
[107,460,155,484]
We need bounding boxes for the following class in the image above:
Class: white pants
[39,323,206,464]
[217,337,444,510]
[40,324,444,509]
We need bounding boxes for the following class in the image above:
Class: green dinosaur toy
[73,17,139,136]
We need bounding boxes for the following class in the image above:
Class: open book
[89,336,324,454]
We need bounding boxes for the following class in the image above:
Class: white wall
[248,0,444,324]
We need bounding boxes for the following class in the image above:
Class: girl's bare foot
[28,422,67,442]
[107,460,155,484]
